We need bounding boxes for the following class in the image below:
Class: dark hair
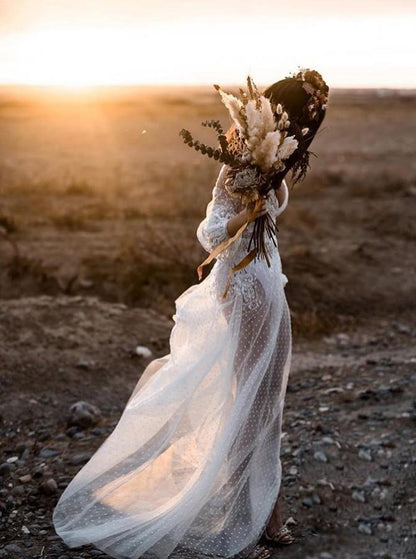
[263,70,329,189]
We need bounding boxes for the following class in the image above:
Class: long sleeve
[196,165,243,262]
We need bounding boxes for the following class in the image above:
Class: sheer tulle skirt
[52,252,291,559]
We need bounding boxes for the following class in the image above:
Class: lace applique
[205,261,263,312]
[227,268,262,311]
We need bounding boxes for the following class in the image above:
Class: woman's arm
[276,183,286,206]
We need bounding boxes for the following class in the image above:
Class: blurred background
[0,2,415,558]
[0,0,415,331]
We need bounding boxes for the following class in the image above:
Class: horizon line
[0,82,415,91]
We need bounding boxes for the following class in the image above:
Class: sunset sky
[0,0,415,88]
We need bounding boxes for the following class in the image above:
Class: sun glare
[15,29,119,88]
[3,15,416,88]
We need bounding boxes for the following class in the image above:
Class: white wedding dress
[52,164,292,559]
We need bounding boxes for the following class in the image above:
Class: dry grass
[0,86,415,337]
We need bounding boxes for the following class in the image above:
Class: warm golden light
[1,13,416,88]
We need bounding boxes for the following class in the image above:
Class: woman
[52,70,328,559]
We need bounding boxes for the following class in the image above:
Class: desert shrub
[0,213,18,234]
[49,212,88,231]
[82,221,199,312]
[64,179,95,196]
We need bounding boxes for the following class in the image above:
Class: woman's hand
[226,196,268,237]
[246,196,268,223]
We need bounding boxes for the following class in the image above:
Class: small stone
[32,467,44,479]
[21,525,30,535]
[19,474,32,484]
[358,449,373,461]
[91,427,106,436]
[41,478,58,494]
[11,485,25,496]
[72,431,86,439]
[0,463,12,476]
[65,425,81,438]
[39,448,59,458]
[135,345,153,359]
[6,456,19,464]
[358,522,373,535]
[76,359,94,369]
[15,442,27,454]
[37,429,50,442]
[314,450,328,463]
[68,401,101,429]
[352,489,366,503]
[69,453,93,465]
[302,497,313,508]
[312,493,321,504]
[289,466,298,475]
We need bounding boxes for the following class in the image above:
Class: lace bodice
[196,164,288,266]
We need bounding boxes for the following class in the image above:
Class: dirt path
[0,295,415,559]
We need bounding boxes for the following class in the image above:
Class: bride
[52,69,328,559]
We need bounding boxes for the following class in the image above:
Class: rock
[68,400,101,429]
[314,450,328,463]
[91,427,107,436]
[11,485,25,496]
[37,429,51,442]
[39,448,59,458]
[312,493,322,504]
[15,442,27,454]
[6,456,19,463]
[302,497,313,507]
[135,345,153,359]
[72,431,86,439]
[0,463,12,476]
[392,323,412,334]
[358,522,373,535]
[358,449,373,461]
[352,490,366,503]
[32,467,44,479]
[65,425,81,437]
[19,474,32,484]
[41,478,58,494]
[76,359,95,369]
[69,453,93,465]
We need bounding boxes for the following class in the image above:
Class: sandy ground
[0,296,415,559]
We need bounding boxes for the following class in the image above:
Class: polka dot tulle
[52,165,292,559]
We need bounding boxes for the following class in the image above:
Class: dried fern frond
[179,128,238,165]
